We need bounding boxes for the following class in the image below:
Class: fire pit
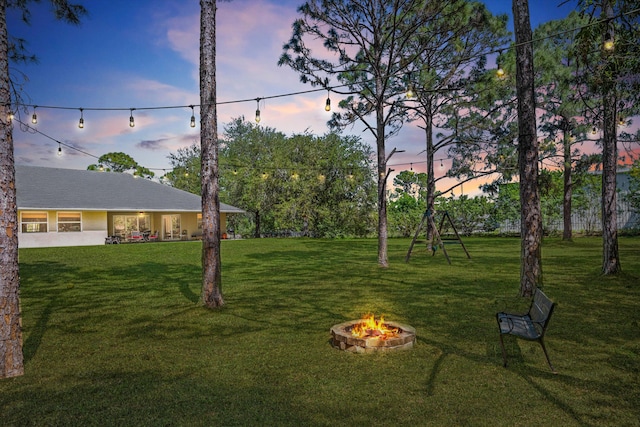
[330,314,416,353]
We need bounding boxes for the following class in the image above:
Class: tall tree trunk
[562,129,573,241]
[376,76,388,268]
[0,0,24,378]
[513,0,542,297]
[424,115,435,250]
[200,0,224,308]
[600,1,620,275]
[601,92,619,274]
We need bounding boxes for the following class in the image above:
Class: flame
[350,314,400,339]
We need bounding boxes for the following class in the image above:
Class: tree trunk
[424,116,435,250]
[601,91,619,274]
[513,0,543,297]
[0,0,24,378]
[562,129,573,241]
[600,1,620,275]
[200,0,224,308]
[376,77,388,268]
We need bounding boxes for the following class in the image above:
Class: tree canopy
[87,152,154,179]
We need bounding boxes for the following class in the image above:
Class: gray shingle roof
[16,165,244,213]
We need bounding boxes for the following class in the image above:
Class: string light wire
[13,7,639,119]
[8,8,638,177]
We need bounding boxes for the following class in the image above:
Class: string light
[603,32,614,51]
[31,106,37,124]
[14,8,638,130]
[255,98,261,123]
[618,116,625,126]
[405,72,414,98]
[440,159,444,169]
[325,90,331,112]
[496,51,505,78]
[591,126,598,135]
[129,108,135,128]
[20,115,439,183]
[190,105,196,128]
[78,108,84,128]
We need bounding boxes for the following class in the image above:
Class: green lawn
[1,237,639,426]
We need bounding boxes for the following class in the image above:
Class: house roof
[16,165,244,213]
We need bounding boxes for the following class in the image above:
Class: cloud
[137,138,171,151]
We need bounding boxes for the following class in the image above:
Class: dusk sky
[8,0,580,195]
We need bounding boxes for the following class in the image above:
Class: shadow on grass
[10,237,640,425]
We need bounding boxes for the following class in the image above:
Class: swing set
[405,209,471,264]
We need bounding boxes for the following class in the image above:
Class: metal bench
[496,288,557,373]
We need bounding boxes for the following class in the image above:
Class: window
[113,214,150,237]
[197,213,202,230]
[21,212,48,233]
[58,212,82,232]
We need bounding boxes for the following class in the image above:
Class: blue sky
[8,0,578,193]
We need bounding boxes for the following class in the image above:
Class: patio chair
[496,288,557,373]
[147,230,159,241]
[129,231,144,242]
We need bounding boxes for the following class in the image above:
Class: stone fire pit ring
[330,319,416,353]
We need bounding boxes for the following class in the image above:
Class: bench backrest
[529,289,555,334]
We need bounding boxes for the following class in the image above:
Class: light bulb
[31,108,37,124]
[78,109,84,128]
[604,33,614,51]
[190,105,196,127]
[57,144,62,157]
[255,98,261,123]
[406,86,414,99]
[129,109,135,128]
[325,97,331,112]
[591,126,597,135]
[496,52,505,78]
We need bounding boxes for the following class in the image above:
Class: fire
[350,314,400,339]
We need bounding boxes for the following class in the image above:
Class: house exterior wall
[18,210,108,248]
[18,209,232,248]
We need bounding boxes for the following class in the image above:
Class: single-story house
[16,165,244,248]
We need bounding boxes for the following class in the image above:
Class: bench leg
[499,334,508,367]
[538,338,557,374]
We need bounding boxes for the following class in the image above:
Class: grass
[1,236,639,426]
